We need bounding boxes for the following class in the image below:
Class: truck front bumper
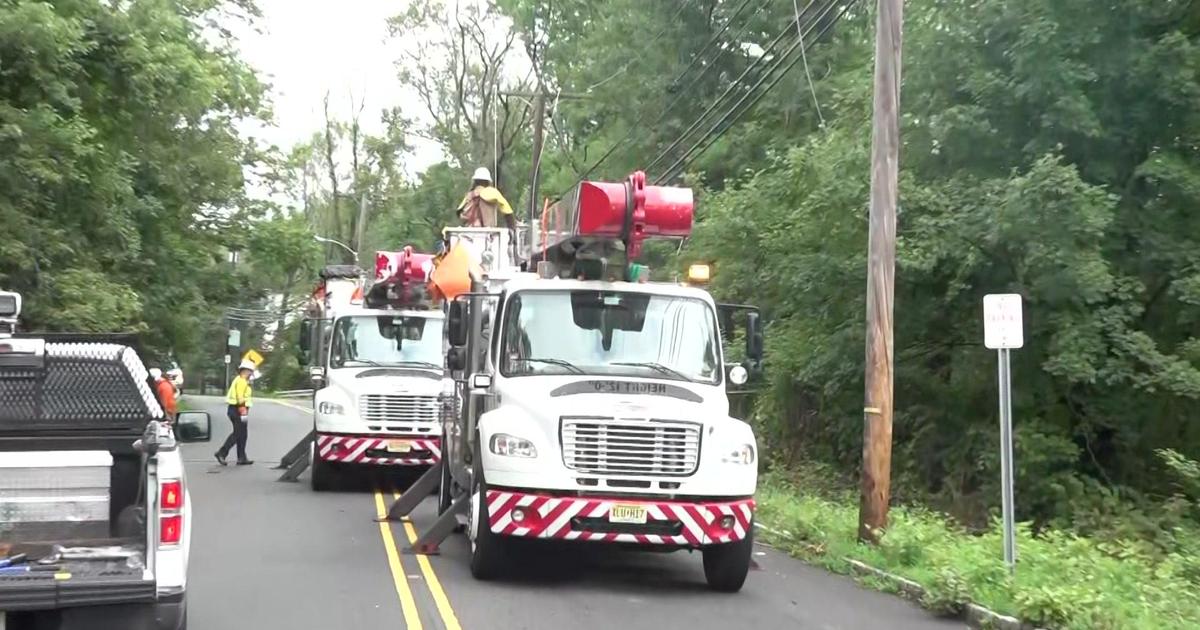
[485,489,754,547]
[315,432,440,466]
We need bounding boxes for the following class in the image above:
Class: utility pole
[859,0,904,544]
[529,91,546,252]
[500,89,590,254]
[354,192,369,267]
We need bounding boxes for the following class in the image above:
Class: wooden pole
[529,91,546,252]
[501,89,589,255]
[859,0,903,544]
[354,192,369,267]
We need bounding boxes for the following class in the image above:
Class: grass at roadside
[755,470,1200,629]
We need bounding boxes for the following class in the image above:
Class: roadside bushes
[755,470,1200,629]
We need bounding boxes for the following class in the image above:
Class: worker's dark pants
[218,405,248,461]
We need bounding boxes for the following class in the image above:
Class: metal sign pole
[984,293,1022,575]
[997,347,1016,574]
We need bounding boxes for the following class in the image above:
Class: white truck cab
[302,260,447,490]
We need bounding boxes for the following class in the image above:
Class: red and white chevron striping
[485,490,754,546]
[315,433,441,466]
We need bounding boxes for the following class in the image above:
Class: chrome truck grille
[359,394,440,423]
[560,417,702,476]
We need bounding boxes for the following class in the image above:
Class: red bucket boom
[540,171,693,260]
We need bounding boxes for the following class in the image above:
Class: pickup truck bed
[1,340,186,630]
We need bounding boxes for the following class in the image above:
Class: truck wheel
[701,522,754,592]
[311,445,335,492]
[468,441,506,580]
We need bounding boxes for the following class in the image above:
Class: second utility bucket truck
[299,248,446,490]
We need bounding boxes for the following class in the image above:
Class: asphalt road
[181,395,962,630]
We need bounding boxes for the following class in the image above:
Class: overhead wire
[793,0,827,128]
[642,0,829,175]
[653,0,857,184]
[560,0,764,193]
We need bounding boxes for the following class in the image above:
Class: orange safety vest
[155,379,177,416]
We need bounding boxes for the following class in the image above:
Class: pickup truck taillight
[160,515,183,545]
[159,479,184,546]
[160,480,183,510]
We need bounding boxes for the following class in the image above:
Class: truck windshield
[330,315,443,369]
[499,290,720,384]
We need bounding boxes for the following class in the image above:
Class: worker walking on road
[150,368,177,423]
[457,167,516,230]
[215,360,255,466]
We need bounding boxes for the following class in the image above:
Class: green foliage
[674,0,1200,546]
[0,0,266,371]
[757,470,1200,629]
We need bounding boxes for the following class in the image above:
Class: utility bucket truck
[396,171,765,592]
[299,248,446,491]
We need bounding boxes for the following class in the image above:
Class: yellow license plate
[608,504,648,524]
[386,440,413,453]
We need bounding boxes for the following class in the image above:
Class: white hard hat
[149,368,163,379]
[238,359,257,372]
[471,167,492,183]
[167,368,182,377]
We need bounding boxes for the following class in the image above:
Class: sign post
[983,293,1022,574]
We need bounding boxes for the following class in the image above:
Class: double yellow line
[265,400,459,628]
[373,489,462,630]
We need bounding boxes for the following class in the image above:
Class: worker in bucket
[457,167,516,230]
[150,368,177,423]
[215,359,255,466]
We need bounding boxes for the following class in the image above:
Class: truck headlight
[722,443,755,465]
[318,401,345,415]
[490,433,537,458]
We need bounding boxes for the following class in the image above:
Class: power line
[642,0,829,175]
[793,0,827,127]
[654,0,857,184]
[665,0,762,91]
[561,0,766,192]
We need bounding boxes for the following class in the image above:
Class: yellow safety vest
[225,375,253,407]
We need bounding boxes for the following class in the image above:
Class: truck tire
[468,440,506,580]
[701,522,754,592]
[311,444,335,492]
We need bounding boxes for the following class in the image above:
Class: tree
[389,0,534,197]
[687,0,1200,540]
[0,0,267,372]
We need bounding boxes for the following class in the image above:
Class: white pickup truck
[0,291,211,630]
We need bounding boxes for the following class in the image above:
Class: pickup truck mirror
[175,411,212,442]
[447,301,468,347]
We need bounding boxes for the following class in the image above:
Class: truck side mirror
[175,411,212,443]
[309,366,326,389]
[297,319,313,364]
[447,301,468,347]
[447,347,466,372]
[746,311,764,365]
